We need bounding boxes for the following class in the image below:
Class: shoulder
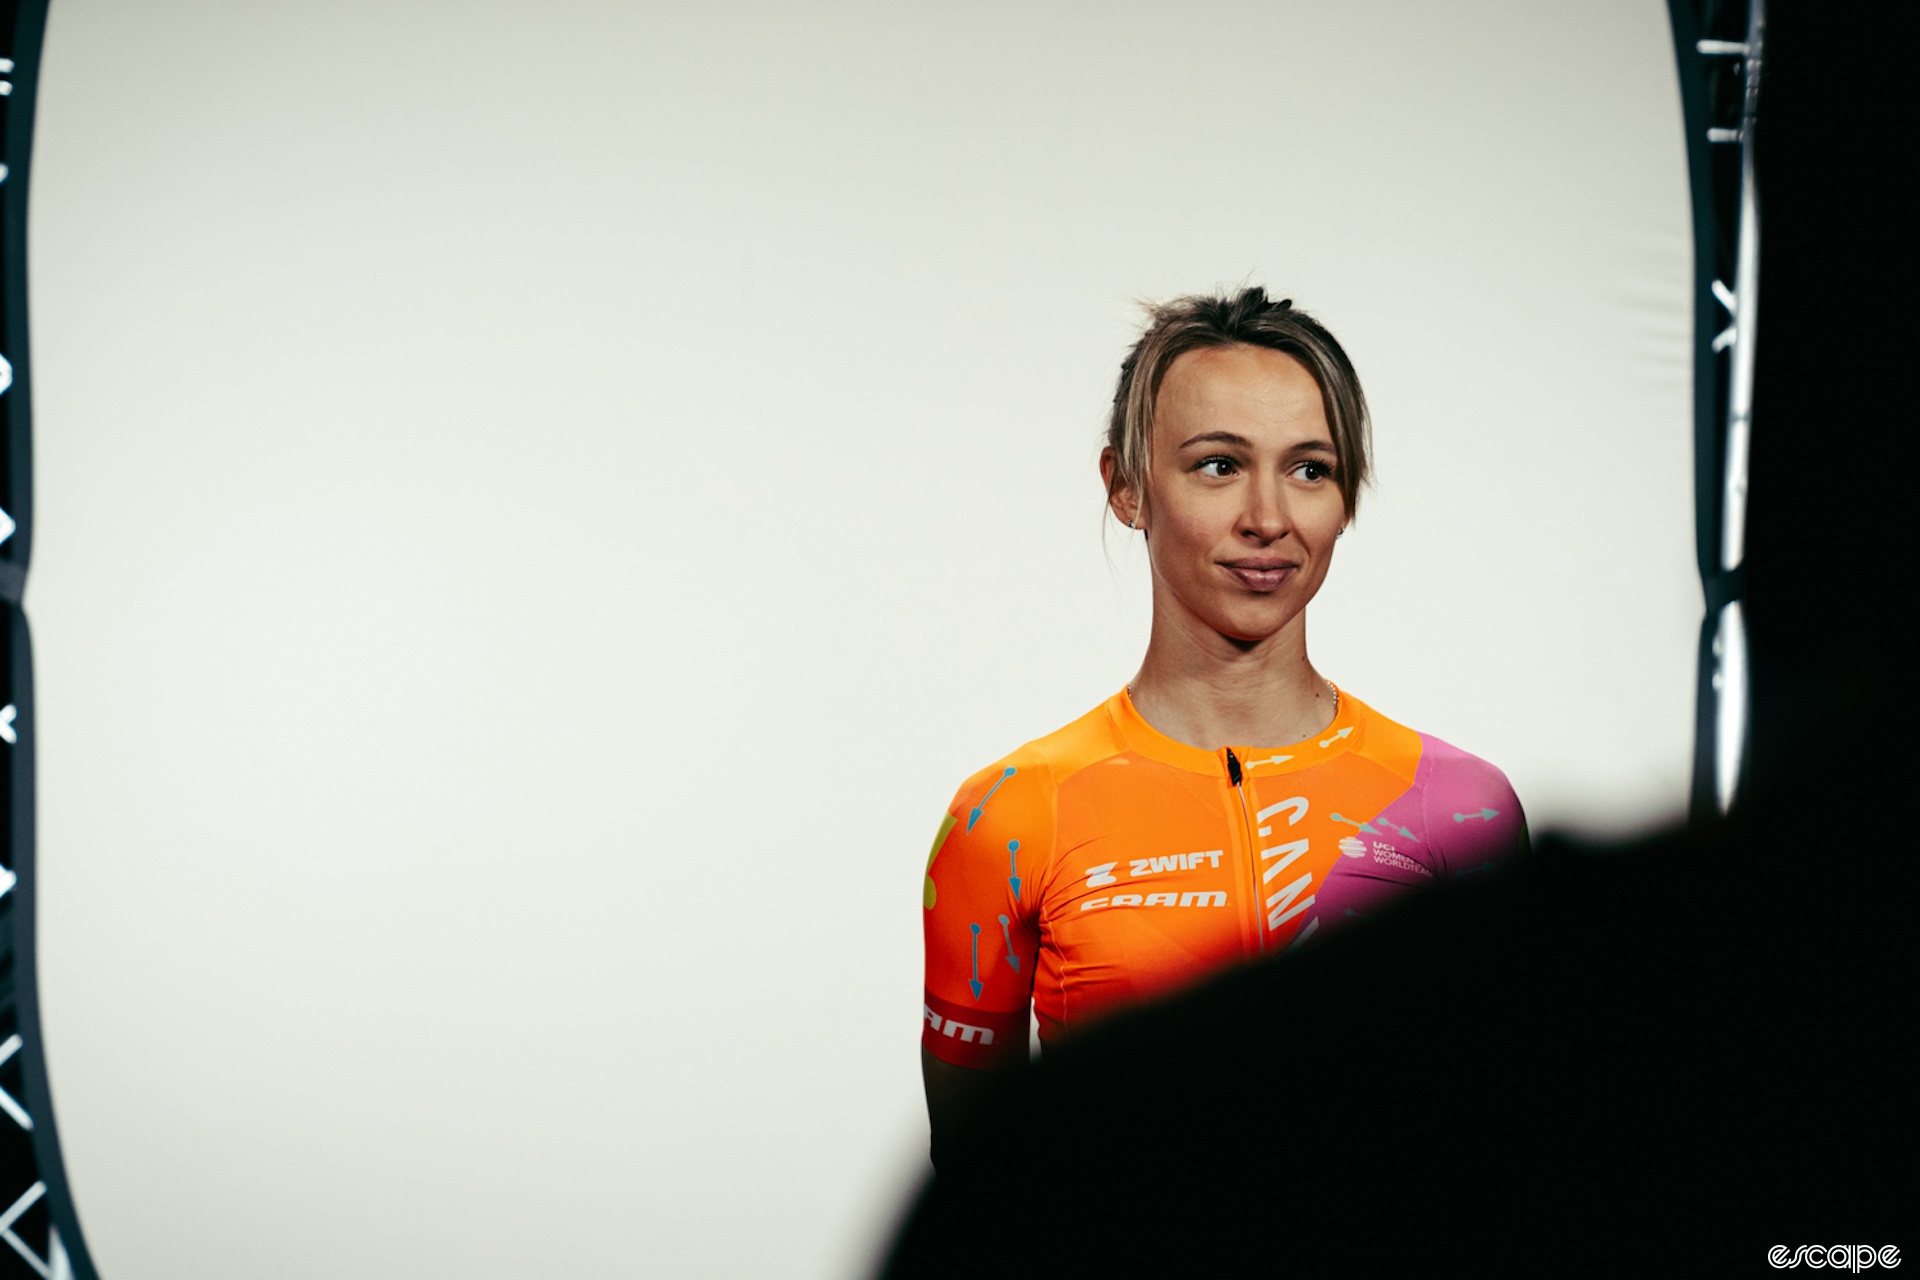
[1339,692,1527,869]
[1343,691,1516,799]
[1340,691,1424,783]
[945,696,1126,809]
[926,700,1122,910]
[1406,733,1528,871]
[1415,734,1519,805]
[931,697,1126,883]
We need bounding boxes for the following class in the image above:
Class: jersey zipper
[1225,748,1265,957]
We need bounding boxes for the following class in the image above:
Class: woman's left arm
[1422,749,1530,878]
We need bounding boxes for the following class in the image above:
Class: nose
[1239,472,1292,544]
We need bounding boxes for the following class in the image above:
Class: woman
[919,287,1527,1143]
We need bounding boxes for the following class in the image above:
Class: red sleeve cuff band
[922,989,1027,1069]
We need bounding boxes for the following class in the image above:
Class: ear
[1099,447,1144,530]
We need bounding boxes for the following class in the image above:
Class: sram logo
[923,1005,995,1045]
[1081,890,1227,912]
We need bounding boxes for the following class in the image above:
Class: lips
[1220,559,1299,592]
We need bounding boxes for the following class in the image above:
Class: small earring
[1337,527,1346,538]
[1128,513,1139,530]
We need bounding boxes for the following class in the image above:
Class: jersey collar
[1106,684,1367,778]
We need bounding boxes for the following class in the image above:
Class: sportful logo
[1257,795,1314,932]
[923,1005,996,1045]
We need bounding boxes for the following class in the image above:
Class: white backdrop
[26,2,1694,1275]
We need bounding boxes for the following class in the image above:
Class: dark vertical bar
[0,0,104,1274]
[1,0,38,584]
[1666,0,1721,824]
[1668,0,1760,824]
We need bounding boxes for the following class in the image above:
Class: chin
[1206,601,1298,644]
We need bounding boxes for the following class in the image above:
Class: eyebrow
[1175,431,1337,457]
[1176,431,1252,450]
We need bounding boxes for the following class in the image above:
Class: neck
[1128,600,1335,751]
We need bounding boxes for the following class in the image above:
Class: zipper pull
[1226,747,1243,787]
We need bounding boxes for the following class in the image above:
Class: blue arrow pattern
[998,914,1020,973]
[968,923,984,998]
[1007,839,1022,897]
[967,767,1016,833]
[1452,808,1500,824]
[1334,811,1420,840]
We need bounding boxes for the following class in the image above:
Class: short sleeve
[921,755,1048,1069]
[1419,744,1530,877]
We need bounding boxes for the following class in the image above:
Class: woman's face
[1120,343,1347,646]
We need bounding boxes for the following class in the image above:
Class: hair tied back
[1104,283,1372,523]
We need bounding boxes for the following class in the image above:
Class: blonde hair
[1107,286,1372,522]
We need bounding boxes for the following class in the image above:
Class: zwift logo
[1128,851,1223,877]
[1084,851,1223,890]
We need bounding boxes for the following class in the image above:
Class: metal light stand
[1,0,101,1275]
[1670,0,1764,820]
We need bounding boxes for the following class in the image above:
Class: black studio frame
[1,0,100,1276]
[1669,0,1762,823]
[1672,0,1893,801]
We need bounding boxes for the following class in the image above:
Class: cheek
[1158,506,1233,564]
[1299,495,1349,546]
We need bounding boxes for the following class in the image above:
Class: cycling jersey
[921,686,1527,1068]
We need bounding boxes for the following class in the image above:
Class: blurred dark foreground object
[882,803,1911,1276]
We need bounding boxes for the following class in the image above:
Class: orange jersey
[921,687,1527,1068]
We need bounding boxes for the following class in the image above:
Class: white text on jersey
[923,1005,996,1045]
[1127,850,1224,878]
[1080,890,1227,912]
